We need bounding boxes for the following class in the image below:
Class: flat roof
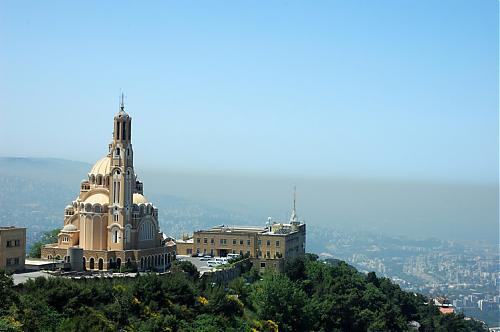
[25,259,56,266]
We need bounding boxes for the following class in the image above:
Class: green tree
[252,272,309,332]
[29,229,60,258]
[172,260,199,279]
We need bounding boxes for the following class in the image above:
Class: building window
[239,239,243,245]
[266,240,270,246]
[210,249,214,256]
[260,262,266,268]
[267,251,270,258]
[122,122,126,141]
[276,240,280,247]
[196,238,200,244]
[220,238,227,245]
[232,239,236,245]
[6,240,20,248]
[257,240,261,246]
[6,257,20,266]
[139,221,154,241]
[247,239,251,246]
[210,238,214,244]
[204,238,208,244]
[112,229,120,243]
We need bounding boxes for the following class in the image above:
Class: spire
[293,185,296,212]
[120,92,125,111]
[290,186,298,224]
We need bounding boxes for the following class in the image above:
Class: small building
[434,297,455,314]
[0,226,26,273]
[177,190,306,272]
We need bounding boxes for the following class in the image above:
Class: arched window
[139,220,154,241]
[113,170,121,204]
[112,228,120,243]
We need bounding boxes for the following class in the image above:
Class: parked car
[207,260,220,267]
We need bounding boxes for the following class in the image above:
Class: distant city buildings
[0,226,26,272]
[41,96,174,271]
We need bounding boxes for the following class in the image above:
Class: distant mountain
[0,157,255,248]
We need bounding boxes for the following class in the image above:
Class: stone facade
[0,227,26,273]
[41,96,175,271]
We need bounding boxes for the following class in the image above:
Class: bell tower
[108,94,135,249]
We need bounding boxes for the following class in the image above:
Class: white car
[207,260,220,267]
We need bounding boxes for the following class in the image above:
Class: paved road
[177,255,216,275]
[12,271,52,285]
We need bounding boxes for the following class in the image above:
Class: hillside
[0,254,486,331]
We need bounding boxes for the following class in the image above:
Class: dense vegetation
[28,229,60,258]
[0,254,485,332]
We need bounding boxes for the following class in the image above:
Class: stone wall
[201,258,251,284]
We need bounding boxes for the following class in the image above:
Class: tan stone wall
[251,257,285,273]
[192,231,259,257]
[190,230,300,261]
[176,241,193,255]
[257,235,285,259]
[41,244,176,271]
[0,228,26,272]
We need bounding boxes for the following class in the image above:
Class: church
[41,97,175,271]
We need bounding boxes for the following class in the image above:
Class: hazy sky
[0,1,498,185]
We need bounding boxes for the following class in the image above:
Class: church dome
[133,193,149,204]
[62,224,77,232]
[90,156,111,176]
[83,192,109,205]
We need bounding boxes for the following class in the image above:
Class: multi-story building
[177,193,306,272]
[0,226,26,272]
[41,96,175,271]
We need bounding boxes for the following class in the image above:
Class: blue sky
[0,0,498,184]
